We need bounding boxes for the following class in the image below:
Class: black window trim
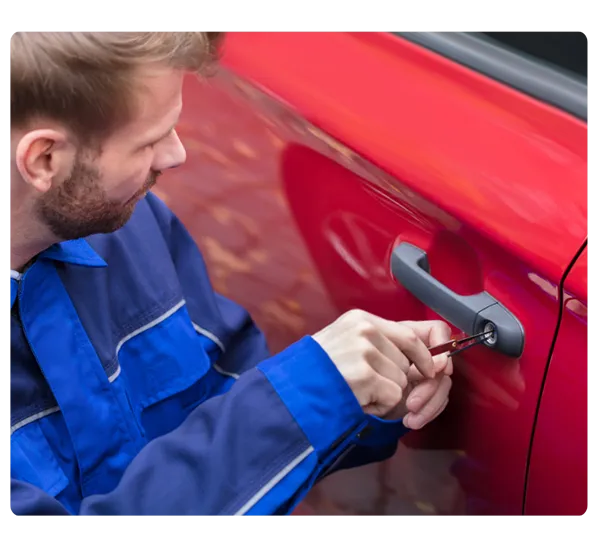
[395,32,587,121]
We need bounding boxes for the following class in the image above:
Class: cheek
[102,158,152,200]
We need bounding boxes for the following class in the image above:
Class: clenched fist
[313,310,453,427]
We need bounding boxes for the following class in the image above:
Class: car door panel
[156,32,587,515]
[279,139,560,515]
[524,245,587,515]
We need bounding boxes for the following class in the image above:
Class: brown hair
[11,32,223,144]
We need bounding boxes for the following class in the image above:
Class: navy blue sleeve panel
[12,338,368,515]
[329,415,410,473]
[11,480,70,516]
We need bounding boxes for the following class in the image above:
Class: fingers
[367,331,411,380]
[366,316,436,379]
[404,375,452,429]
[313,310,454,421]
[404,396,450,430]
[406,377,441,413]
[365,375,403,417]
[400,319,452,347]
[401,320,453,375]
[368,349,408,391]
[406,364,425,384]
[432,352,452,376]
[427,322,453,375]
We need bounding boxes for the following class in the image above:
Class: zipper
[16,269,55,402]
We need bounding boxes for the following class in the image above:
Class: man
[10,32,453,515]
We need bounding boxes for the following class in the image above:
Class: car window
[478,32,586,80]
[396,32,587,121]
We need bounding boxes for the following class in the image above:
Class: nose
[152,130,187,172]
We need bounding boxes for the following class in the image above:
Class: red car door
[524,244,587,515]
[157,32,587,515]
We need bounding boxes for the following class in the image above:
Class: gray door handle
[391,243,524,358]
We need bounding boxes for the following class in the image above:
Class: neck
[11,243,46,272]
[10,169,62,271]
[11,207,57,272]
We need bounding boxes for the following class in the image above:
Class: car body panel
[221,32,587,283]
[155,32,587,514]
[524,245,587,515]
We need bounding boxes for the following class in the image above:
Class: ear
[15,129,77,193]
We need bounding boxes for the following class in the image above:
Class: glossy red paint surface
[525,246,587,515]
[155,32,587,514]
[221,32,587,284]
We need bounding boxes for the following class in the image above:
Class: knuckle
[400,327,419,348]
[352,366,375,389]
[438,319,452,332]
[356,320,376,338]
[345,369,372,397]
[357,339,378,360]
[431,319,449,329]
[344,308,367,324]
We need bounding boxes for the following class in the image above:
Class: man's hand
[399,372,453,429]
[312,310,451,419]
[386,321,454,429]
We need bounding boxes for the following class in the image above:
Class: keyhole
[483,322,497,346]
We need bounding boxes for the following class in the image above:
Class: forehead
[120,67,184,135]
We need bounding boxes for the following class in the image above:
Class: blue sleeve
[11,194,408,515]
[12,337,363,515]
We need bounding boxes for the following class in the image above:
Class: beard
[37,155,159,241]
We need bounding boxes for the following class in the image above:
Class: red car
[155,32,587,515]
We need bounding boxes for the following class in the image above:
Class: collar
[38,238,107,268]
[10,239,105,309]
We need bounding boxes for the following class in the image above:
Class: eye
[146,128,174,150]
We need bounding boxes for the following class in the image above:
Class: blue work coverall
[10,192,407,515]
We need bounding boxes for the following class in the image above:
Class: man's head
[11,32,222,242]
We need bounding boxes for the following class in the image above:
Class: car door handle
[391,243,524,357]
